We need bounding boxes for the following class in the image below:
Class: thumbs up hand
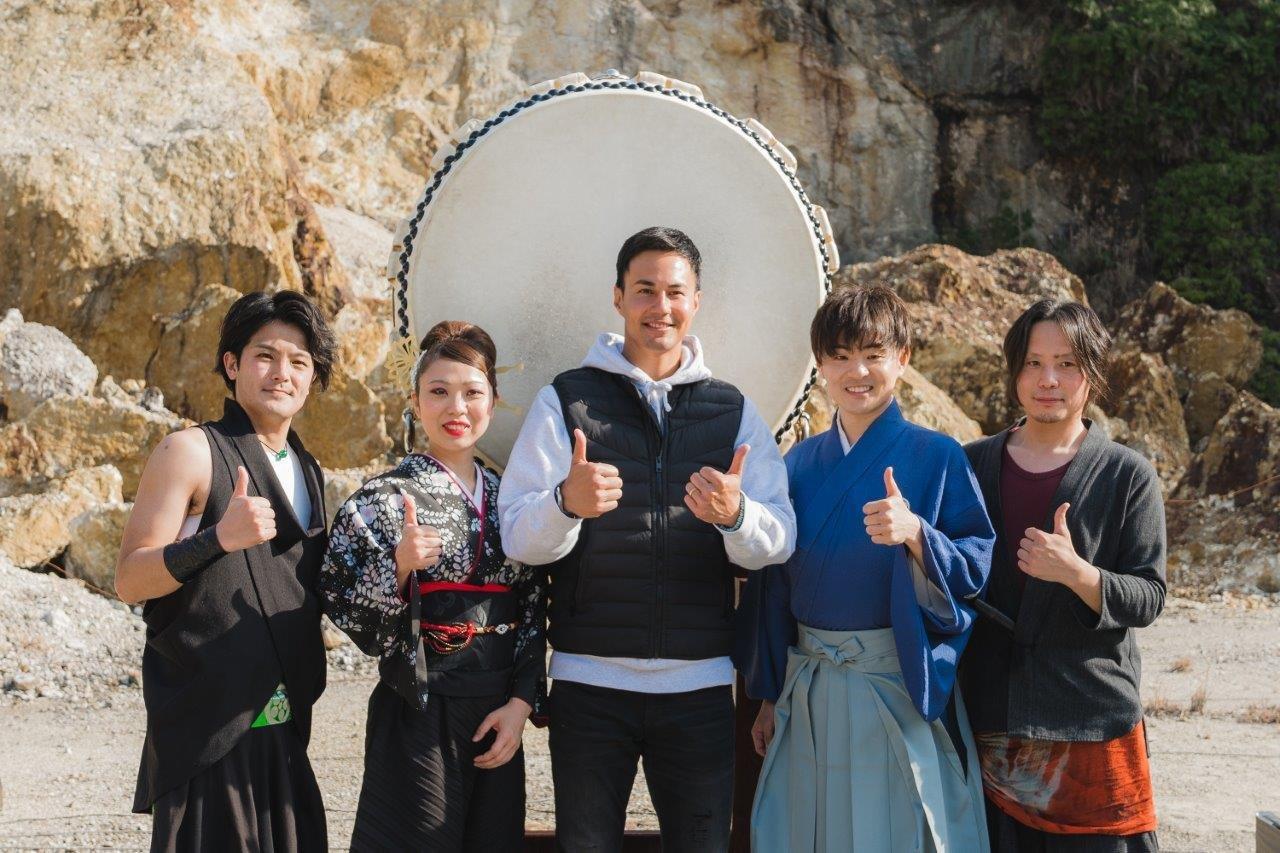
[1053,502,1072,542]
[394,493,444,586]
[215,466,277,552]
[862,467,922,551]
[686,444,750,527]
[560,429,624,519]
[1017,502,1085,584]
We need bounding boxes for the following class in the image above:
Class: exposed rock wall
[0,466,123,568]
[0,0,388,464]
[0,315,98,420]
[0,0,300,368]
[1168,392,1280,594]
[1116,282,1263,447]
[189,0,1068,257]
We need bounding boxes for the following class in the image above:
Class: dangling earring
[402,407,415,454]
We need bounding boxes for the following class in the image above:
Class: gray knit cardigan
[960,421,1167,741]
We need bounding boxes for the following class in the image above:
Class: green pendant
[261,440,289,461]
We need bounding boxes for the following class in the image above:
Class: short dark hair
[1003,299,1112,406]
[215,291,336,391]
[809,286,912,360]
[614,226,702,289]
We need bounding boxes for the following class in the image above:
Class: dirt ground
[1,596,1277,851]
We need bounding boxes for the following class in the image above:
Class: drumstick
[970,598,1016,632]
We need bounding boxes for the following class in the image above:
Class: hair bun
[419,320,479,352]
[413,320,499,393]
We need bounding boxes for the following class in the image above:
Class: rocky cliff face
[0,0,1271,594]
[0,0,390,464]
[186,0,1068,258]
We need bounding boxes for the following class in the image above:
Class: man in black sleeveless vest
[116,291,335,852]
[499,227,796,851]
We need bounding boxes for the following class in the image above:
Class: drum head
[393,75,833,467]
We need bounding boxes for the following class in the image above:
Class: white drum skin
[399,84,828,467]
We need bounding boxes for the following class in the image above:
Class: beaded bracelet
[715,495,747,533]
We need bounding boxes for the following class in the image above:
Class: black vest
[548,367,744,660]
[133,399,327,811]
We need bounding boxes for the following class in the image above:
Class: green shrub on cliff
[1149,153,1280,401]
[1040,0,1280,403]
[941,195,1037,255]
[1149,152,1280,321]
[1040,0,1280,171]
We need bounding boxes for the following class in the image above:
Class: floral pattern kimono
[320,453,545,712]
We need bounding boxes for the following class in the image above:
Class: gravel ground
[1,561,1277,851]
[0,557,380,707]
[0,557,145,704]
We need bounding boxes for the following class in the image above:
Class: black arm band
[162,525,227,584]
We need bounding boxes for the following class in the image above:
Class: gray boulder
[0,320,97,420]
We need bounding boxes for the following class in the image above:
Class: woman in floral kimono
[320,321,545,851]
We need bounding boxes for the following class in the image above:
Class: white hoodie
[498,333,796,693]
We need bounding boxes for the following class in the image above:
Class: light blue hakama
[751,625,989,853]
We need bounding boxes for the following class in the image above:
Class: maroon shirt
[1000,439,1071,590]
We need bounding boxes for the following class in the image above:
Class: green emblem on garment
[250,683,292,728]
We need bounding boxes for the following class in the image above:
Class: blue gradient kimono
[735,400,995,721]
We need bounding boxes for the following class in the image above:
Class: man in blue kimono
[735,285,995,851]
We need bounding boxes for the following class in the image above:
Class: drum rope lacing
[393,77,835,445]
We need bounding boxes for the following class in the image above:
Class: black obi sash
[418,580,518,697]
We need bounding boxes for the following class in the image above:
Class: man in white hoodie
[499,226,795,851]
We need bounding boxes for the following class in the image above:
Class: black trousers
[150,723,327,853]
[351,682,525,852]
[549,681,734,853]
[987,797,1159,853]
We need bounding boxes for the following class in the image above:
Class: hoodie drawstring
[637,378,675,416]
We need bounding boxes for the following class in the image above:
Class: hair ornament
[410,347,434,389]
[385,334,419,393]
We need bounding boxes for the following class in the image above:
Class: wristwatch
[554,481,580,520]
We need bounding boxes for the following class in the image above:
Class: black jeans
[549,680,734,853]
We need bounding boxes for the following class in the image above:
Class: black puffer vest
[548,367,744,659]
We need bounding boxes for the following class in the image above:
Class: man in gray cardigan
[960,299,1165,852]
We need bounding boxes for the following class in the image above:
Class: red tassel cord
[420,620,518,655]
